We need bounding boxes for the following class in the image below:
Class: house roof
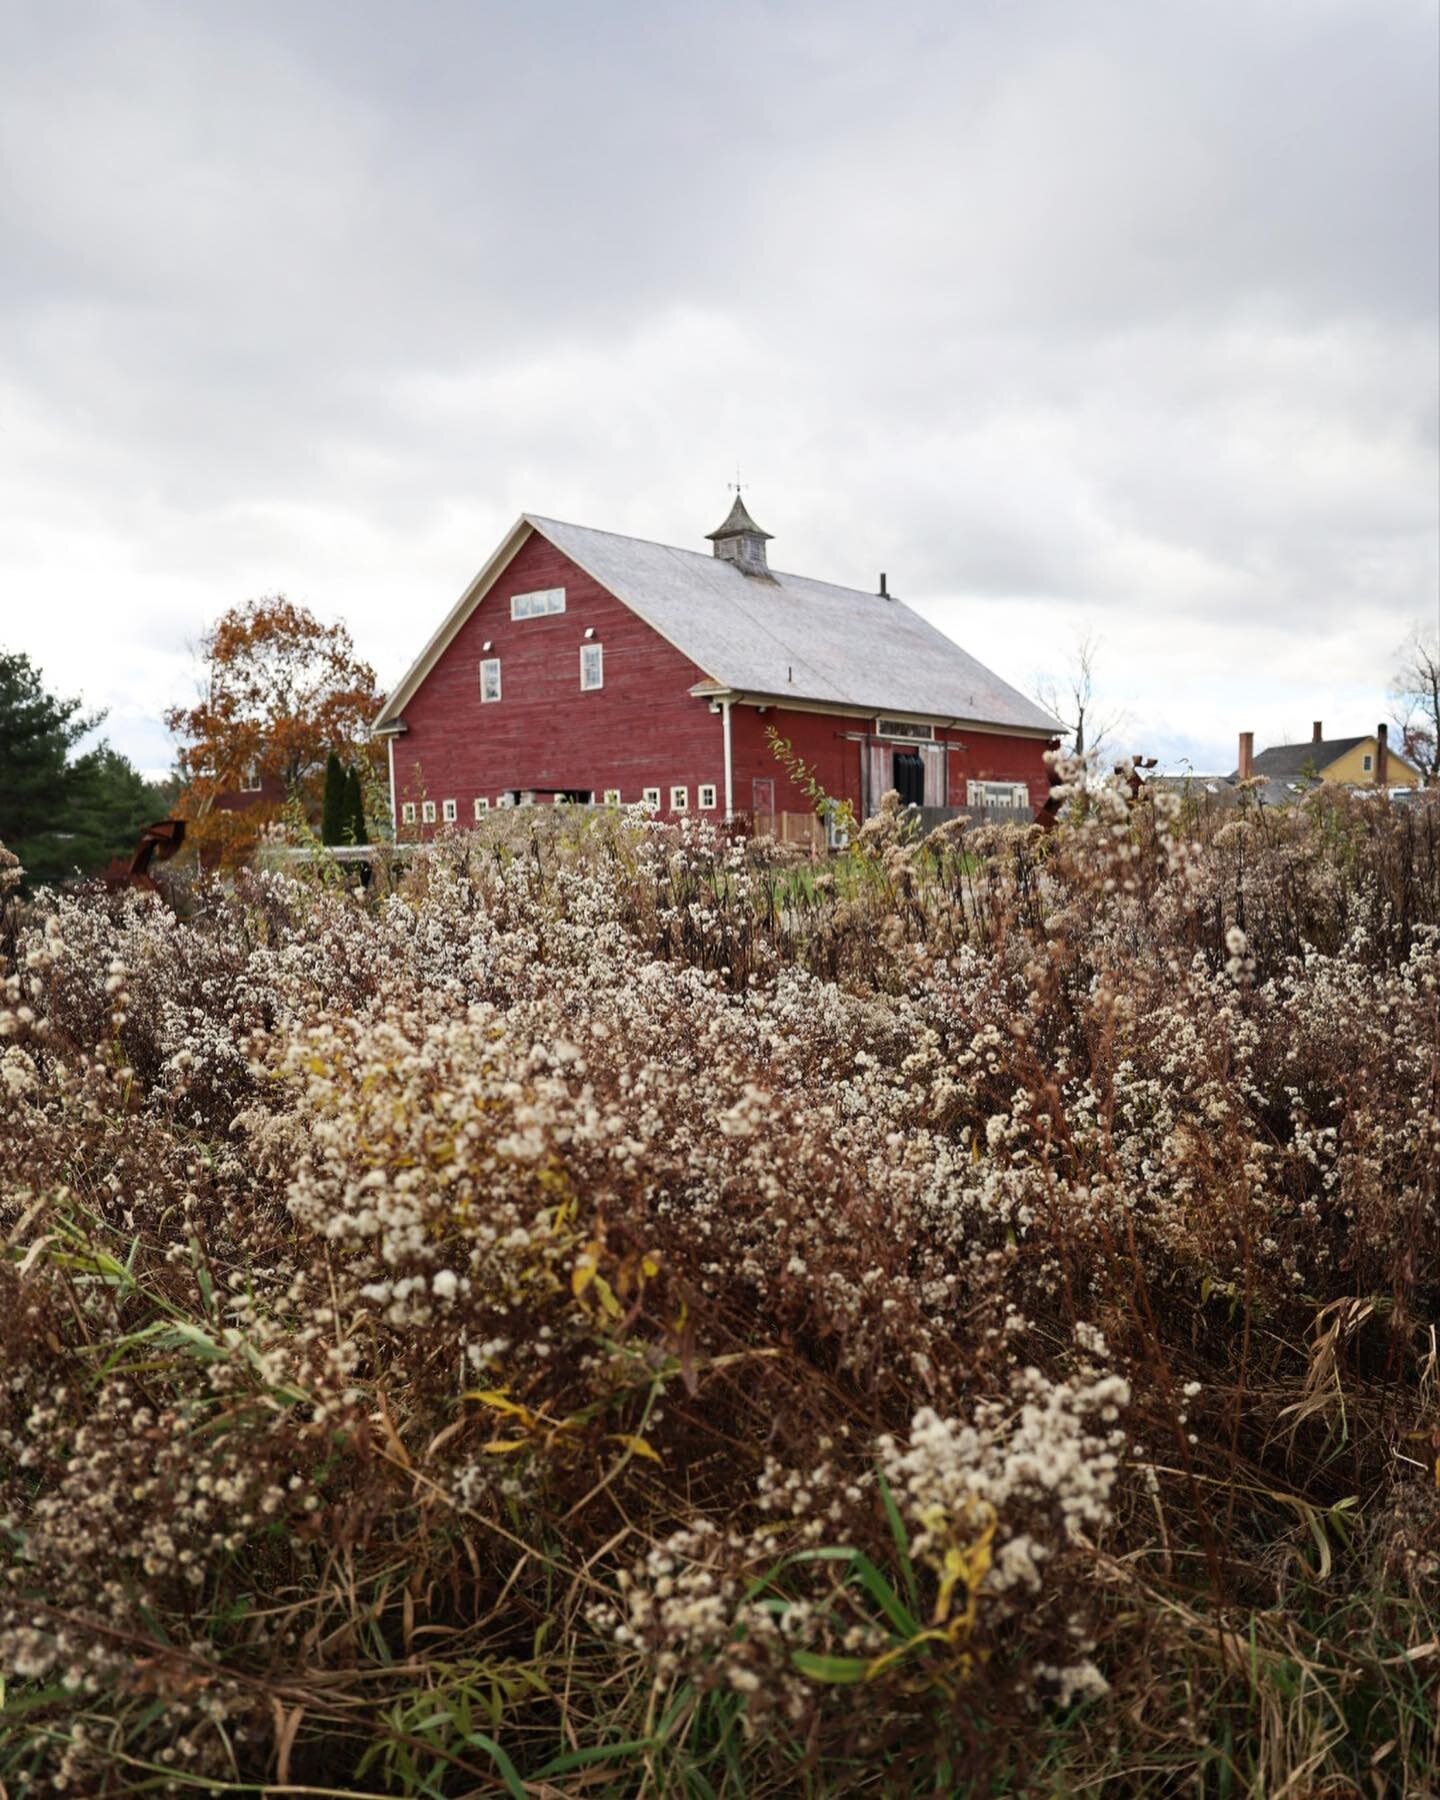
[374,513,1060,735]
[1229,736,1368,782]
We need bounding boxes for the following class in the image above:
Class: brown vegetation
[1,775,1437,1795]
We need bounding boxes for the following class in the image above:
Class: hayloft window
[421,800,437,823]
[511,587,566,620]
[442,798,457,822]
[480,658,502,703]
[698,783,717,810]
[580,643,604,690]
[240,762,262,792]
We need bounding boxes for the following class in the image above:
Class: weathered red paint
[387,526,1053,834]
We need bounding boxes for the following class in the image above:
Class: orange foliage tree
[165,598,381,865]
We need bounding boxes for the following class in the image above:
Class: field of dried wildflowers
[1,773,1437,1797]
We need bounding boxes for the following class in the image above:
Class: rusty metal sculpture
[99,819,187,896]
[1034,751,1158,833]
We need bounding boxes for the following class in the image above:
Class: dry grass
[1,775,1437,1796]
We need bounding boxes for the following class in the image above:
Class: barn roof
[374,513,1060,735]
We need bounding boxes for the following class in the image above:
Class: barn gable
[374,512,1057,738]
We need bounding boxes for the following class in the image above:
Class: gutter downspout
[386,736,397,838]
[721,699,734,823]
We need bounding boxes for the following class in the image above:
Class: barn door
[922,743,946,807]
[866,745,890,816]
[752,778,775,831]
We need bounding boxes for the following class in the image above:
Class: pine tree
[343,764,368,845]
[321,751,346,845]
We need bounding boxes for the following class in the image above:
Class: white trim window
[480,657,502,702]
[602,788,621,804]
[698,783,717,810]
[670,785,689,812]
[421,799,437,823]
[510,587,566,620]
[641,787,660,810]
[401,801,417,824]
[875,717,936,741]
[442,798,457,823]
[1362,752,1373,772]
[240,762,263,792]
[966,780,1029,809]
[580,642,604,690]
[473,797,490,817]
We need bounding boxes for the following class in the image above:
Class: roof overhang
[688,684,1058,738]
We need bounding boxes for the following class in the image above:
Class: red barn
[373,500,1059,837]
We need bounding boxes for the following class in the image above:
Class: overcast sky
[2,0,1436,777]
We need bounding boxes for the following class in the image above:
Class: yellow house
[1234,721,1421,793]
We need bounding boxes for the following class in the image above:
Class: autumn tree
[165,597,380,864]
[1389,624,1440,786]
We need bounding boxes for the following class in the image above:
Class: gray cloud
[1,0,1435,777]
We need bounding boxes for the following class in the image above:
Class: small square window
[473,797,490,817]
[442,798,457,823]
[240,762,262,792]
[602,788,621,805]
[401,801,416,824]
[580,643,604,690]
[480,657,502,702]
[641,787,660,810]
[421,800,437,823]
[670,785,689,812]
[698,783,717,810]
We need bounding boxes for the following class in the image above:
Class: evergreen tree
[321,751,346,845]
[0,651,175,888]
[343,764,368,845]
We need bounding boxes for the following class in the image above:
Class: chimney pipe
[1239,731,1254,781]
[1312,720,1323,743]
[879,572,889,598]
[1376,722,1389,787]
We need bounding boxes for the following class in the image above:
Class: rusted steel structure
[99,819,186,895]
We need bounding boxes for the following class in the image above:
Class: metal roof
[526,515,1059,732]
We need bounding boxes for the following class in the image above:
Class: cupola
[706,493,773,575]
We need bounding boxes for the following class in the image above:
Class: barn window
[511,587,566,619]
[480,657,502,702]
[442,798,457,822]
[473,797,490,817]
[875,718,935,740]
[698,783,717,809]
[240,762,262,792]
[603,788,621,804]
[580,643,604,690]
[670,785,689,812]
[966,780,1030,809]
[421,800,437,823]
[402,802,417,824]
[642,787,660,810]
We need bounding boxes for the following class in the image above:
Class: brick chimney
[1238,731,1254,781]
[1376,722,1389,787]
[1312,720,1323,743]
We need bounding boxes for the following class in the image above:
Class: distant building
[373,499,1060,837]
[1231,721,1421,804]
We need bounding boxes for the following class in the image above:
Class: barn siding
[390,533,728,832]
